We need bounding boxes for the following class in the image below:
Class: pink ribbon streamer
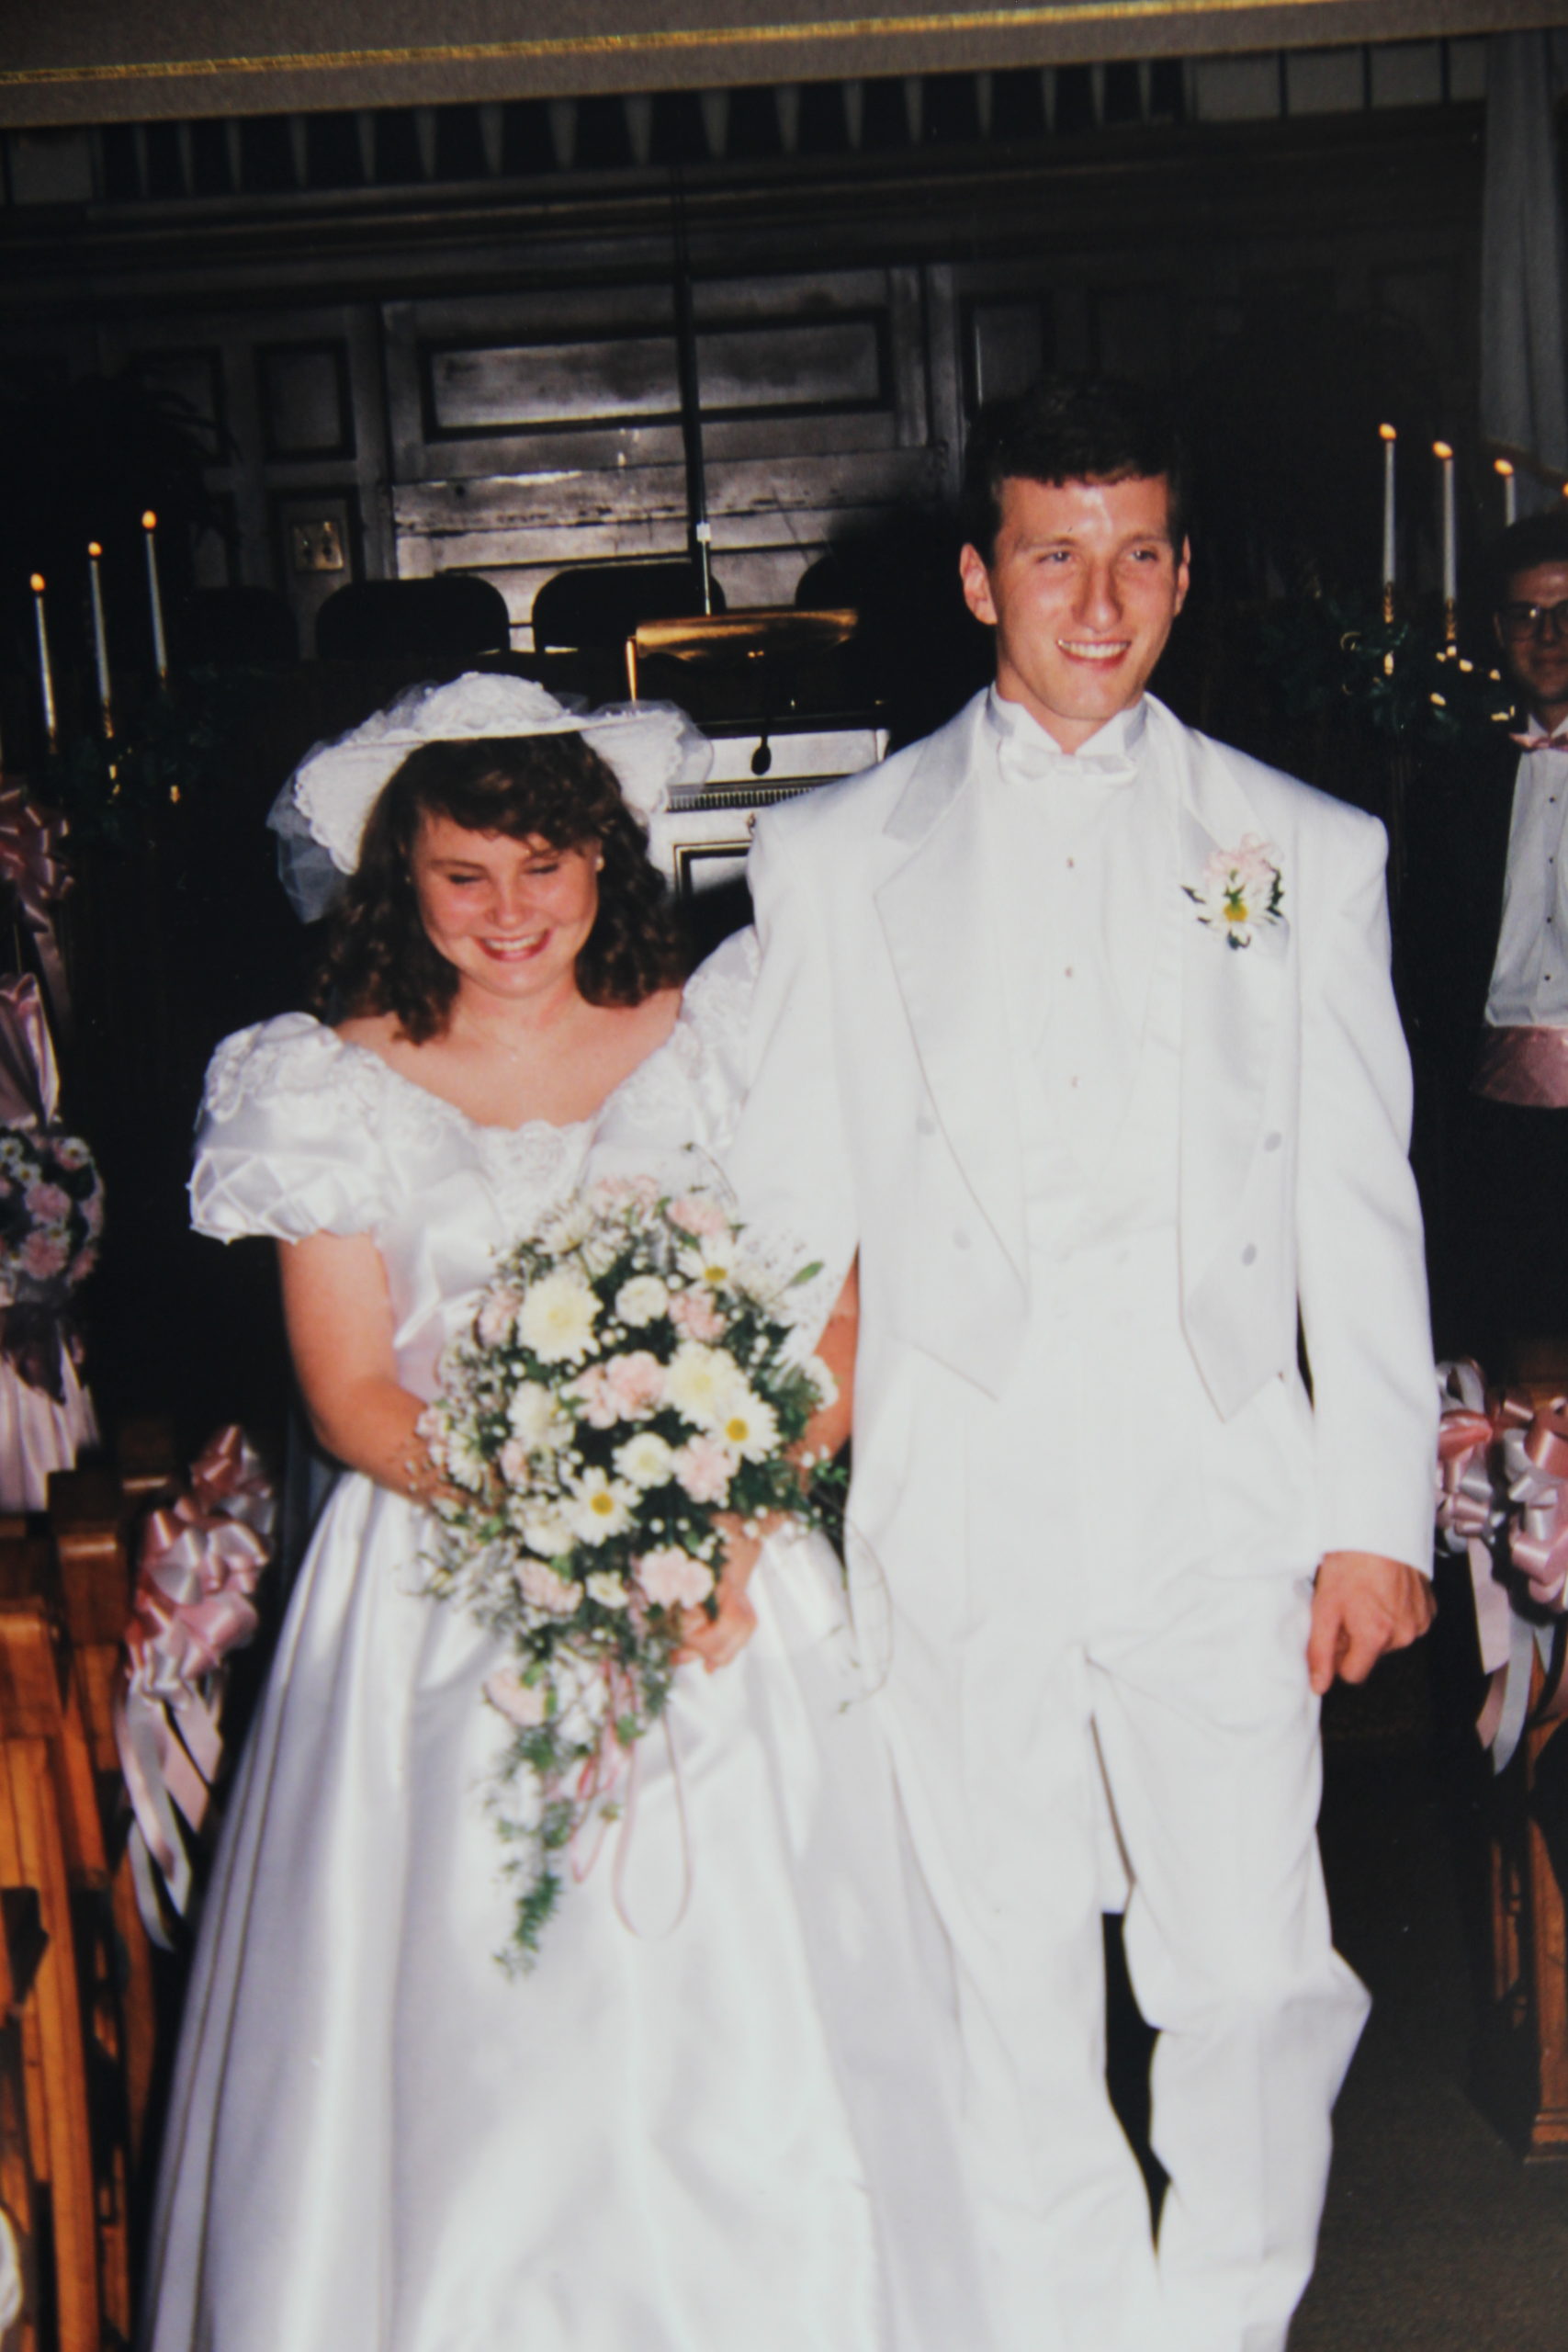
[564,1657,693,1939]
[114,1426,274,1943]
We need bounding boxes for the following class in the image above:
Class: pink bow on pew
[114,1427,274,1943]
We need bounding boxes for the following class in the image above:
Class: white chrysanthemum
[517,1557,580,1615]
[518,1269,600,1363]
[712,1387,781,1463]
[521,1504,574,1558]
[507,1380,570,1450]
[616,1274,669,1326]
[805,1354,839,1409]
[665,1341,743,1429]
[570,1467,636,1545]
[614,1429,676,1489]
[587,1570,630,1610]
[537,1200,595,1254]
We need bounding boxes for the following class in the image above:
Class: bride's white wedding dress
[143,933,984,2352]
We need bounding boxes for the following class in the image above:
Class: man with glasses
[1417,511,1568,1353]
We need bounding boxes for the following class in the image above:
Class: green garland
[38,672,258,850]
[1257,591,1517,752]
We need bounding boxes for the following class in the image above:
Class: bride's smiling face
[411,813,602,1005]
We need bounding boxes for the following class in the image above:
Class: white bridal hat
[267,671,712,921]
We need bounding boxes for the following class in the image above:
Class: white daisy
[570,1467,636,1545]
[712,1387,780,1463]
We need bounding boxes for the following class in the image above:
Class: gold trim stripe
[0,1,1366,95]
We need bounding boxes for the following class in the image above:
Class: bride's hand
[675,1515,765,1672]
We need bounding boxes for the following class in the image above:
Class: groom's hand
[1307,1551,1435,1695]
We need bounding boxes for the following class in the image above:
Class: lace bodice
[190,930,759,1399]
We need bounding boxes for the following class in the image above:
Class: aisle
[1290,1662,1568,2350]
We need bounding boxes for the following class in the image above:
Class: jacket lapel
[875,695,1028,1289]
[1152,700,1290,1299]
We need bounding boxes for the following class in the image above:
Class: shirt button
[916,1111,935,1136]
[953,1228,971,1251]
[1241,1243,1258,1266]
[1064,965,1074,978]
[1264,1130,1282,1151]
[1069,1075,1080,1090]
[1066,857,1076,870]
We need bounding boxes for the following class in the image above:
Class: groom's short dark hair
[962,374,1188,565]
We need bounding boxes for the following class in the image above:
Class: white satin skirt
[0,1350,96,1510]
[142,1474,985,2352]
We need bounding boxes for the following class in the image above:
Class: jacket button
[1241,1243,1258,1266]
[1263,1130,1282,1151]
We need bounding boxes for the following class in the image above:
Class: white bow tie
[995,732,1139,792]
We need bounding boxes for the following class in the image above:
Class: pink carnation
[668,1193,729,1238]
[20,1231,69,1281]
[484,1667,548,1729]
[571,1363,622,1430]
[604,1351,665,1418]
[669,1288,726,1342]
[672,1434,734,1505]
[477,1285,525,1347]
[25,1182,70,1224]
[635,1547,715,1609]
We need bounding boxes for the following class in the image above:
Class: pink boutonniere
[1185,835,1284,951]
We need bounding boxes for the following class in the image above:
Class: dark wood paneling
[259,340,353,458]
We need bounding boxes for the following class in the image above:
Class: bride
[142,676,987,2352]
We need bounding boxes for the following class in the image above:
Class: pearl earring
[594,853,605,870]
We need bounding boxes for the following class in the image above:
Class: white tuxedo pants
[876,1233,1369,2352]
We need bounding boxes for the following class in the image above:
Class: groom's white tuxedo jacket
[731,689,1436,1579]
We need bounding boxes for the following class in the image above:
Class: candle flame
[1379,423,1396,442]
[1495,458,1515,480]
[28,573,44,593]
[141,510,157,530]
[1433,442,1454,461]
[87,540,103,559]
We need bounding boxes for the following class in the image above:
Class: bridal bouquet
[421,1173,835,1968]
[0,1125,104,1396]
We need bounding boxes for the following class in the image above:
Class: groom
[727,376,1436,2352]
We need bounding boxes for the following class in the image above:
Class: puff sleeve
[189,1014,387,1245]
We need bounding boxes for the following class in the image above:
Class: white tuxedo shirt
[728,688,1436,1578]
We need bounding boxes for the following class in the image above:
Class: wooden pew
[49,1424,179,2176]
[0,1589,108,2351]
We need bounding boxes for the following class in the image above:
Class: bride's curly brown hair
[311,732,688,1041]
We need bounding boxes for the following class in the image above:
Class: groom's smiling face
[959,471,1190,754]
